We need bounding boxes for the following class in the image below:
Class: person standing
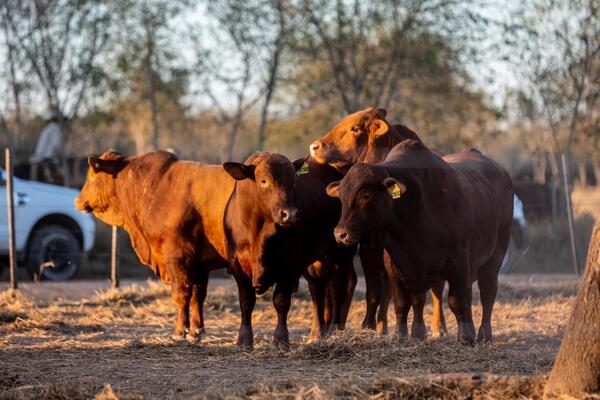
[29,110,67,184]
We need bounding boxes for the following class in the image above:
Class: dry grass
[0,275,581,399]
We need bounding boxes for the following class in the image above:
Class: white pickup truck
[0,169,95,280]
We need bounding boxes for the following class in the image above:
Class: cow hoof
[273,338,290,350]
[187,330,202,343]
[236,340,253,350]
[362,321,376,330]
[171,333,186,341]
[376,321,388,335]
[308,328,324,342]
[411,323,427,340]
[397,324,409,339]
[459,335,476,347]
[431,328,447,338]
[477,325,492,343]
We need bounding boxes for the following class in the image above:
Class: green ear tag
[297,162,309,175]
[391,183,402,199]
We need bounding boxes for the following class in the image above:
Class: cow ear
[88,156,126,177]
[223,162,255,180]
[382,177,406,199]
[326,181,341,198]
[371,117,389,138]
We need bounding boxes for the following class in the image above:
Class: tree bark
[544,221,600,398]
[256,0,285,152]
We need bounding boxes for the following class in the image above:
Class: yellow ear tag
[391,183,402,199]
[297,162,309,175]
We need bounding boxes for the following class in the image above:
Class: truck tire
[27,225,81,281]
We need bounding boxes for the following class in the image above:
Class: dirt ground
[0,274,581,399]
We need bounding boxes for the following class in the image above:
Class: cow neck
[382,150,453,246]
[115,160,166,241]
[229,180,277,253]
[363,124,423,164]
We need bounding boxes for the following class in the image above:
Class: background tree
[2,0,112,120]
[507,0,600,217]
[113,0,188,153]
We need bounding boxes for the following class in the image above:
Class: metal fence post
[111,225,119,288]
[5,148,18,290]
[561,154,579,275]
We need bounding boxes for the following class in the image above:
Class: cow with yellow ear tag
[327,138,513,346]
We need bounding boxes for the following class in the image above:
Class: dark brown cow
[310,107,447,337]
[326,139,513,344]
[224,156,357,346]
[74,150,299,343]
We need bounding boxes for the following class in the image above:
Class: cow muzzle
[310,140,327,160]
[74,197,92,213]
[276,207,300,227]
[334,226,357,246]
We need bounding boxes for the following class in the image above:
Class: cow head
[326,163,406,246]
[310,107,390,170]
[223,152,300,228]
[74,150,129,227]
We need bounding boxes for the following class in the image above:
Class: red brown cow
[74,150,299,344]
[225,156,357,346]
[326,139,513,344]
[310,107,447,337]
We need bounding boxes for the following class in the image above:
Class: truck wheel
[27,225,81,281]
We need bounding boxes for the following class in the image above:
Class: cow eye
[260,179,270,188]
[362,193,371,202]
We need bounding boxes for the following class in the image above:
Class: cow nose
[334,227,349,243]
[280,208,298,224]
[310,141,322,154]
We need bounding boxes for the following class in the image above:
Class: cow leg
[376,272,391,334]
[477,225,509,343]
[322,259,342,335]
[431,281,448,337]
[337,259,357,329]
[232,269,256,348]
[477,267,498,343]
[447,278,476,346]
[306,275,327,340]
[170,280,192,340]
[360,244,384,330]
[389,279,411,338]
[410,291,427,340]
[273,282,293,348]
[189,271,209,341]
[324,285,333,327]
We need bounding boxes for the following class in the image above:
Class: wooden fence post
[111,225,119,289]
[561,154,579,274]
[5,148,18,291]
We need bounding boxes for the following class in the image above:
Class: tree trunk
[544,221,600,398]
[578,162,587,188]
[145,31,159,151]
[148,66,159,151]
[593,159,600,186]
[256,44,282,151]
